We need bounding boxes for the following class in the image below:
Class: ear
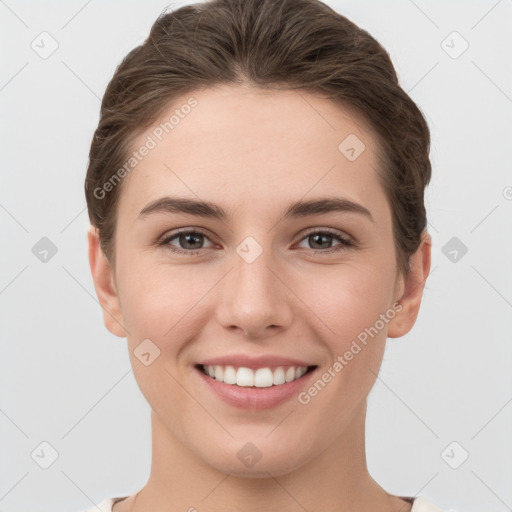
[87,226,127,338]
[387,231,432,338]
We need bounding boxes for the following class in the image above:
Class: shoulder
[78,495,461,512]
[412,496,461,512]
[80,496,128,512]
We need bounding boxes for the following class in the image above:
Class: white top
[81,495,459,512]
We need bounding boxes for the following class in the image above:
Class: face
[89,83,430,478]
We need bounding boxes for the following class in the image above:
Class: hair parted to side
[85,0,431,276]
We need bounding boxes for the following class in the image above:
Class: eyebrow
[138,196,374,223]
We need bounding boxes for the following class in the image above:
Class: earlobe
[387,231,432,338]
[87,226,127,338]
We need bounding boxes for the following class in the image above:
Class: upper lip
[197,354,317,370]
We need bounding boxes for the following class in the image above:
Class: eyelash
[157,227,355,256]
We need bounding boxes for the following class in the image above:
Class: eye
[157,227,355,256]
[158,229,214,255]
[296,228,354,254]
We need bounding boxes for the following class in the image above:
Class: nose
[215,242,293,339]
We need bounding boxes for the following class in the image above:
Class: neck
[124,401,411,512]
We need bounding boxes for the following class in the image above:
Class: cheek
[118,263,199,414]
[302,264,394,402]
[306,262,395,343]
[117,255,203,335]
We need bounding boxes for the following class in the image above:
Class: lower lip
[195,366,317,410]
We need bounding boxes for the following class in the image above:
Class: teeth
[272,367,285,385]
[223,365,237,384]
[285,367,295,382]
[237,367,254,386]
[254,368,273,387]
[202,364,309,387]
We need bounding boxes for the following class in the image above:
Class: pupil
[183,233,202,249]
[179,233,333,250]
[312,234,330,249]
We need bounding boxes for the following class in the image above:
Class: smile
[197,364,317,387]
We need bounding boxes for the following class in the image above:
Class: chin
[197,438,311,478]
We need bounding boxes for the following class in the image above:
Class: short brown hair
[85,0,431,275]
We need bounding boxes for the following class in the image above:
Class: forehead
[118,84,388,222]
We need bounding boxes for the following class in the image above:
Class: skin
[88,83,431,512]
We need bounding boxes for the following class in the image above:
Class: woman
[83,0,456,510]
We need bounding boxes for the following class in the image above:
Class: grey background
[1,1,511,511]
